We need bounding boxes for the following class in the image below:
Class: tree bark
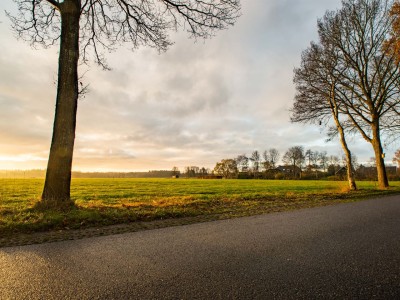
[41,0,80,205]
[371,122,389,189]
[336,122,357,191]
[330,87,357,190]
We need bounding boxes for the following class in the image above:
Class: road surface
[1,195,400,299]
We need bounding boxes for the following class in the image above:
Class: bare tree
[185,166,200,177]
[317,0,400,188]
[318,151,328,173]
[292,41,358,190]
[305,149,314,171]
[200,167,208,175]
[235,154,249,173]
[250,150,260,176]
[282,146,305,179]
[327,155,341,175]
[268,148,280,168]
[172,166,179,176]
[262,148,280,170]
[341,154,359,172]
[262,150,270,170]
[8,0,241,206]
[311,150,321,178]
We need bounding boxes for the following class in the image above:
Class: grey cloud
[2,0,392,171]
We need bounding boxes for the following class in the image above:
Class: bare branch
[45,0,60,10]
[9,0,241,68]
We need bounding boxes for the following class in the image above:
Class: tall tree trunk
[329,85,357,190]
[41,1,80,205]
[337,124,357,190]
[371,122,389,189]
[292,160,296,179]
[333,116,357,190]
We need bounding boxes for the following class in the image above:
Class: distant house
[335,167,348,176]
[357,165,397,179]
[329,166,348,180]
[386,166,398,175]
[276,166,301,177]
[264,168,281,175]
[276,165,302,175]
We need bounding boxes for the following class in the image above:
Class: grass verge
[1,179,399,247]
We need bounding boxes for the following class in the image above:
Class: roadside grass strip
[1,179,399,237]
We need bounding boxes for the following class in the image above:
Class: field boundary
[2,192,399,248]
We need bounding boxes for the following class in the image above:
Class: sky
[0,0,398,172]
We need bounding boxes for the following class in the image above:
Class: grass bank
[1,178,399,237]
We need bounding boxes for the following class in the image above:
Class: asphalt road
[1,195,400,299]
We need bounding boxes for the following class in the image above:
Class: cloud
[0,0,397,171]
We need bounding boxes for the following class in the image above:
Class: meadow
[1,178,400,237]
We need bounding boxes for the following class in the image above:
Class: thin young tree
[251,150,260,176]
[262,150,271,170]
[311,150,320,178]
[172,166,180,177]
[262,148,279,171]
[268,148,280,168]
[235,154,249,173]
[327,155,341,174]
[318,151,328,173]
[305,149,314,171]
[8,0,241,206]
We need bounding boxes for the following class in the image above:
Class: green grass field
[1,178,400,236]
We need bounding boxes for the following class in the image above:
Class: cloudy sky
[0,0,398,172]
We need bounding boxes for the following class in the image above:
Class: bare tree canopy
[282,146,305,178]
[235,154,249,173]
[292,39,358,190]
[250,150,260,174]
[262,148,279,170]
[9,0,241,68]
[268,148,279,169]
[293,0,400,189]
[322,0,400,137]
[8,0,241,206]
